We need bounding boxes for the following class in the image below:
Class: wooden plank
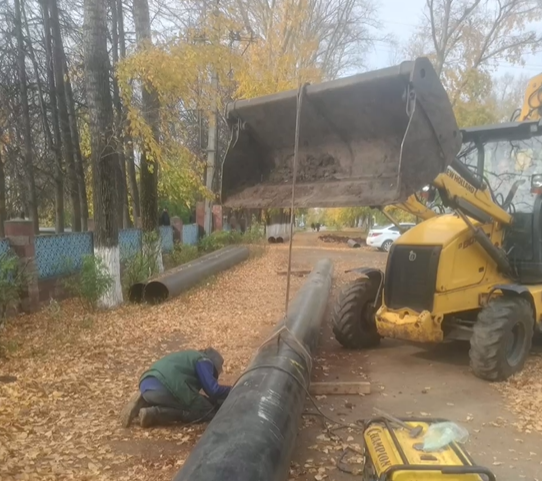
[309,381,371,395]
[276,270,311,277]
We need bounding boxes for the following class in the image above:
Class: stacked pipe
[173,258,334,481]
[129,246,249,304]
[267,223,291,243]
[347,239,361,248]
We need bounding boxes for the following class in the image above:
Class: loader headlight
[531,174,542,194]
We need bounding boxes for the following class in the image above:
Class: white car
[366,223,415,252]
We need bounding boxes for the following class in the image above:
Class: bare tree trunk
[50,0,81,231]
[117,0,139,225]
[62,56,89,231]
[0,151,5,238]
[133,0,163,273]
[14,0,39,234]
[84,0,122,307]
[111,0,130,229]
[40,0,65,233]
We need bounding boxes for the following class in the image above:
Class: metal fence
[182,224,198,245]
[0,238,10,257]
[160,226,174,252]
[119,229,142,262]
[35,232,94,279]
[7,223,198,280]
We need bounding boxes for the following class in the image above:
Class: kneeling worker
[121,347,231,428]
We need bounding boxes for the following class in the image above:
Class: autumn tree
[0,149,5,238]
[491,72,530,121]
[408,0,541,126]
[39,0,64,232]
[114,0,140,225]
[83,0,122,307]
[110,0,130,228]
[132,0,164,273]
[14,0,39,233]
[233,0,382,97]
[50,0,81,231]
[116,15,231,231]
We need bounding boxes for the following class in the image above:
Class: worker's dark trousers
[142,389,217,424]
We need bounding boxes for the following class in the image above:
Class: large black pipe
[173,258,333,481]
[128,246,250,304]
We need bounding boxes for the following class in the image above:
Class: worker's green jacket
[140,350,204,407]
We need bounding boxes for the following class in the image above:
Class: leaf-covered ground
[497,353,542,434]
[0,246,308,481]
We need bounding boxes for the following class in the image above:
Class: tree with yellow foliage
[407,0,541,127]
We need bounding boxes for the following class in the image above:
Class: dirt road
[288,232,542,481]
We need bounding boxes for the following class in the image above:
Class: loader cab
[460,120,542,283]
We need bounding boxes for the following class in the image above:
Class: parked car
[366,223,415,252]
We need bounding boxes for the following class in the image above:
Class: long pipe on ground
[128,246,250,304]
[173,258,333,481]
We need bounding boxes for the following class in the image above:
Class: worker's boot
[120,391,147,428]
[139,406,188,428]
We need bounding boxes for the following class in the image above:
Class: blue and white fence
[182,224,198,246]
[35,232,94,279]
[0,238,10,257]
[159,226,174,252]
[30,225,199,280]
[119,228,142,262]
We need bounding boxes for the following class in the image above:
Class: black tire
[470,297,534,381]
[332,278,381,349]
[381,240,393,252]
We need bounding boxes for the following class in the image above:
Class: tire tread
[470,297,533,381]
[332,278,380,349]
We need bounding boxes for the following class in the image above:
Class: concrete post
[171,216,183,243]
[4,220,39,311]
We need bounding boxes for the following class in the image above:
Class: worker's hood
[201,347,224,375]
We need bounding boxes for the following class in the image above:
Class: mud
[318,234,365,245]
[268,153,340,184]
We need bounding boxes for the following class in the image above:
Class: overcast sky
[366,0,542,79]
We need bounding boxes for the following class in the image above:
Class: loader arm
[432,162,513,226]
[383,159,514,229]
[395,195,438,220]
[520,73,542,121]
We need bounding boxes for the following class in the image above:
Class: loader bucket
[221,57,461,209]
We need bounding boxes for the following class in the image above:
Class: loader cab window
[461,136,542,214]
[461,132,542,282]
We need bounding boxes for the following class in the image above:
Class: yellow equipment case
[362,417,495,481]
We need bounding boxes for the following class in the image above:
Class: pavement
[288,233,542,481]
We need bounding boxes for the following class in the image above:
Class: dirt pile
[318,234,365,246]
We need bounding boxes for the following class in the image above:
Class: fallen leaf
[0,248,312,481]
